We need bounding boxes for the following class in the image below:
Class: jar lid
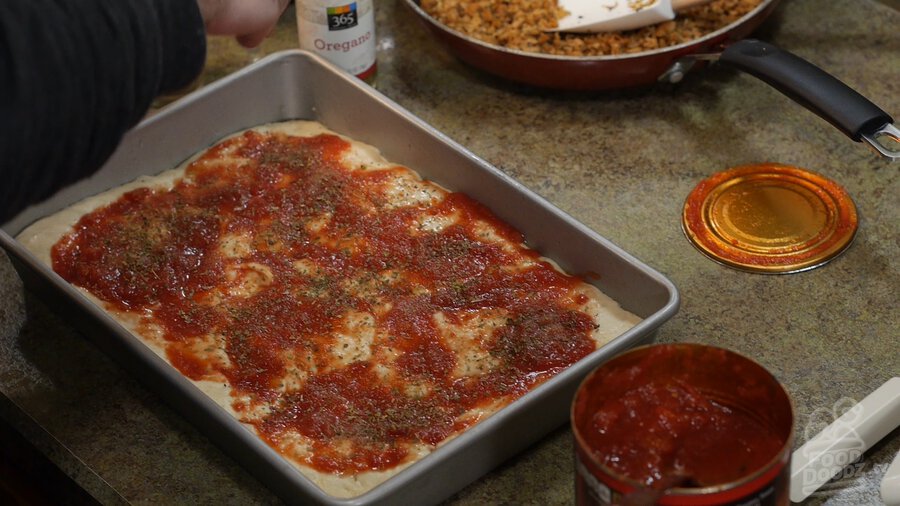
[682,163,858,273]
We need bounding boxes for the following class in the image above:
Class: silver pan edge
[0,51,679,506]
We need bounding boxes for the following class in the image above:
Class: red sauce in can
[572,344,793,505]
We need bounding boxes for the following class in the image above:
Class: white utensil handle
[883,448,900,506]
[790,377,900,503]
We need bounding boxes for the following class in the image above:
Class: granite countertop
[0,0,897,504]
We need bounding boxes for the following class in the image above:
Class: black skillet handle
[720,39,893,142]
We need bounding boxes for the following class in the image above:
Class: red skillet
[404,0,898,159]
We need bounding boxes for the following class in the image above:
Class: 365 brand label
[326,3,358,31]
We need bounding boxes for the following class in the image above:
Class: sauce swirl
[52,129,603,474]
[573,344,792,493]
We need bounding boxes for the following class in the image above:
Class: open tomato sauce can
[572,343,794,505]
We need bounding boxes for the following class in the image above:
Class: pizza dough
[18,121,640,498]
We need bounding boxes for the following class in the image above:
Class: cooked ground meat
[420,0,766,56]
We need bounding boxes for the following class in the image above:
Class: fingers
[202,0,291,47]
[236,30,270,49]
[195,0,225,24]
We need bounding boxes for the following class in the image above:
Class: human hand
[197,0,291,48]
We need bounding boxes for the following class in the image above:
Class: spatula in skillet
[550,0,712,33]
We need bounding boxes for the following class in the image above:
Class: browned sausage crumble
[419,0,766,56]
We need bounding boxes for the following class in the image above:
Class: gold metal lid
[682,163,858,273]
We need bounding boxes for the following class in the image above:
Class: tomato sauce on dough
[51,129,603,475]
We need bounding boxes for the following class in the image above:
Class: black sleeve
[0,0,206,223]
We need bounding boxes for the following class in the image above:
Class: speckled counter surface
[0,0,897,504]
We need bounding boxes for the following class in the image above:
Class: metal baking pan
[0,50,678,505]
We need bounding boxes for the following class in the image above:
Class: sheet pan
[0,50,679,505]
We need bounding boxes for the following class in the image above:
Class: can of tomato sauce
[572,343,794,506]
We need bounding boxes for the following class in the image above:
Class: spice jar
[296,0,377,83]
